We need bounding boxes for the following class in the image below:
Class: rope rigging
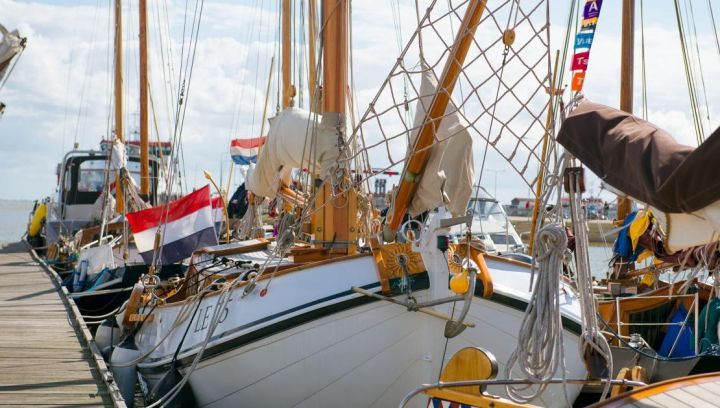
[673,0,706,145]
[281,0,555,230]
[708,0,720,58]
[151,0,206,269]
[639,0,648,121]
[504,223,570,405]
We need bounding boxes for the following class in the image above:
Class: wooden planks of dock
[0,241,117,407]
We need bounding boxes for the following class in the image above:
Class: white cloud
[0,0,719,209]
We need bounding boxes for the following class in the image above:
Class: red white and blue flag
[126,185,218,265]
[211,195,225,227]
[230,137,265,165]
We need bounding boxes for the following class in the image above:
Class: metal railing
[613,292,699,355]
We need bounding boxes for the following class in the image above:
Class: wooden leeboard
[0,242,113,406]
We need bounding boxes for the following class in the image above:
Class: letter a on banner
[570,0,605,92]
[584,0,603,19]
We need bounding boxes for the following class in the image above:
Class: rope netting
[340,0,552,196]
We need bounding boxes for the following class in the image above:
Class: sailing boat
[26,0,185,319]
[106,1,589,407]
[548,0,720,400]
[395,0,720,405]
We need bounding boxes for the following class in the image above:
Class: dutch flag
[211,195,225,224]
[230,137,265,165]
[126,185,218,265]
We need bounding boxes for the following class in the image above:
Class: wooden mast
[114,0,124,213]
[139,0,149,198]
[617,0,634,222]
[384,0,487,239]
[282,0,294,108]
[321,0,347,116]
[307,0,318,111]
[314,0,354,254]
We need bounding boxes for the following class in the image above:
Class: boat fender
[101,345,112,362]
[96,317,122,360]
[110,334,142,407]
[147,361,198,407]
[27,202,46,238]
[72,260,89,292]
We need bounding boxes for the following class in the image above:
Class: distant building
[508,197,534,216]
[372,178,388,209]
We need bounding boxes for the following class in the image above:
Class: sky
[1,0,720,205]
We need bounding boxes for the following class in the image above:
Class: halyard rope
[505,223,568,404]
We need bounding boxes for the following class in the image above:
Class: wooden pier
[0,241,122,407]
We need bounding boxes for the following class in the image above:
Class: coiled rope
[505,223,568,404]
[567,165,613,401]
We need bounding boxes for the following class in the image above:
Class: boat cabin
[46,148,160,243]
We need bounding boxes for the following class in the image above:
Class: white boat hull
[136,255,585,407]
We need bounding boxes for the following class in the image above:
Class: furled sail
[557,99,720,251]
[0,23,24,89]
[246,107,339,198]
[407,64,474,217]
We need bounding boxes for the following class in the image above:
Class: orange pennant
[571,71,586,91]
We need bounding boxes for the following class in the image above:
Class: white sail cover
[0,24,23,86]
[111,138,127,171]
[653,204,720,253]
[77,244,116,279]
[407,64,474,217]
[602,183,720,253]
[246,107,339,198]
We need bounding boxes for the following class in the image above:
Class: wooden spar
[139,0,149,197]
[385,0,487,237]
[114,0,124,213]
[321,0,347,117]
[308,0,318,112]
[617,0,634,223]
[528,50,560,253]
[282,0,294,108]
[315,0,355,254]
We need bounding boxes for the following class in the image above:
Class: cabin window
[469,200,506,223]
[77,160,107,192]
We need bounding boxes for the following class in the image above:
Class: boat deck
[594,372,720,407]
[0,241,121,407]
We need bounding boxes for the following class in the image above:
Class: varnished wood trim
[484,253,532,269]
[589,372,720,408]
[194,239,270,257]
[425,388,534,408]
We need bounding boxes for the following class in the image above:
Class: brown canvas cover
[556,99,720,213]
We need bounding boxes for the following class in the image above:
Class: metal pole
[114,0,124,213]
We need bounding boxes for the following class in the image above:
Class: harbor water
[0,199,615,275]
[0,199,32,245]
